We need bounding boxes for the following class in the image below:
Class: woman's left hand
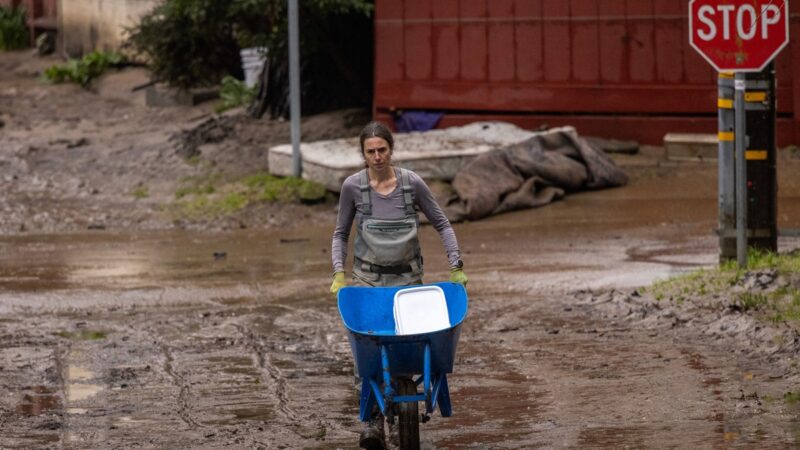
[449,268,468,287]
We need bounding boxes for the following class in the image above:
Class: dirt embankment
[0,50,368,235]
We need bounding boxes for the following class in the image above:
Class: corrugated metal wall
[373,0,800,145]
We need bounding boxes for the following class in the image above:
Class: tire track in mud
[237,285,345,424]
[232,307,349,444]
[52,344,67,446]
[149,288,206,430]
[232,323,298,424]
[155,338,203,429]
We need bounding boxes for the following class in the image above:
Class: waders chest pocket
[366,223,413,233]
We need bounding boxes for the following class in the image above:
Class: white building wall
[59,0,162,56]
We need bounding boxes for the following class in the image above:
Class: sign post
[734,73,747,267]
[689,0,789,267]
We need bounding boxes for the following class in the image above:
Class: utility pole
[734,73,748,267]
[288,0,302,177]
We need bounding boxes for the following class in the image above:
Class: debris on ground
[172,116,235,159]
[447,127,629,221]
[575,250,800,376]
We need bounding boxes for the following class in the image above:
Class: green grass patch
[43,51,124,87]
[55,329,107,340]
[133,186,149,199]
[174,173,221,200]
[646,267,739,305]
[168,172,327,220]
[175,184,215,199]
[784,391,800,406]
[220,192,248,212]
[186,154,203,166]
[242,173,326,203]
[747,248,800,273]
[738,292,769,312]
[643,248,800,323]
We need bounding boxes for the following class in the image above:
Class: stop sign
[689,0,790,72]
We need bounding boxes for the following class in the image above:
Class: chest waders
[353,168,423,287]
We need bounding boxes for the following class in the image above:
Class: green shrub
[216,76,255,113]
[125,0,373,115]
[126,0,242,89]
[0,5,28,50]
[43,51,124,87]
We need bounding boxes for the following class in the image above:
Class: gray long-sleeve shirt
[331,168,461,273]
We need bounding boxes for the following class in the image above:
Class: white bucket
[393,285,450,335]
[240,47,268,88]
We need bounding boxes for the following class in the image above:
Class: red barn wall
[373,0,800,145]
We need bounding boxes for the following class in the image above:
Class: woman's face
[363,137,392,173]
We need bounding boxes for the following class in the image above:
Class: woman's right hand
[330,271,347,296]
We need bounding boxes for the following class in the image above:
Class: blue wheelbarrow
[338,282,468,449]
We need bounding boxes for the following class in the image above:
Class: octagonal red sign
[689,0,790,72]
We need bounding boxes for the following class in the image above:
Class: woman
[330,121,467,293]
[330,121,467,449]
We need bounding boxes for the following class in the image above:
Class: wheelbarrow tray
[338,282,468,380]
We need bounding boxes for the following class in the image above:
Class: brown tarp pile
[445,127,629,222]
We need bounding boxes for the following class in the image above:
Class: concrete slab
[269,122,570,191]
[664,133,718,161]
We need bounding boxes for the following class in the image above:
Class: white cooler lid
[393,286,450,335]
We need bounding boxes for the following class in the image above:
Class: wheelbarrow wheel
[396,377,420,450]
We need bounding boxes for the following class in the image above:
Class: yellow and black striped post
[717,72,736,262]
[743,63,778,253]
[717,65,778,263]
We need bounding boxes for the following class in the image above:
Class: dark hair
[359,121,394,156]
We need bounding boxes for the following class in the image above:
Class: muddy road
[2,160,800,449]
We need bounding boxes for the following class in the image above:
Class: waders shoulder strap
[398,168,415,216]
[358,169,372,216]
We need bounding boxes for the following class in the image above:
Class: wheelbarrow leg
[437,374,452,417]
[359,378,377,422]
[368,378,387,418]
[362,378,387,450]
[360,345,394,419]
